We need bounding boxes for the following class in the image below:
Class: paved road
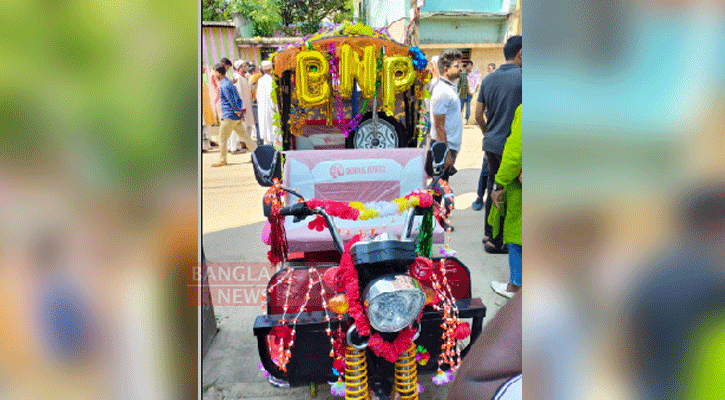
[202,125,513,399]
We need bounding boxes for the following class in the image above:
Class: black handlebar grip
[278,202,313,217]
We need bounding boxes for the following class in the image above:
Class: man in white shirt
[257,60,277,146]
[233,60,256,143]
[430,49,464,176]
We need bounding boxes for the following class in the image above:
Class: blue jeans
[508,243,522,286]
[476,153,489,200]
[460,96,472,121]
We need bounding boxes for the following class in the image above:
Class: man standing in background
[431,50,464,181]
[256,60,277,146]
[458,61,473,124]
[232,60,256,148]
[210,63,257,167]
[475,35,522,253]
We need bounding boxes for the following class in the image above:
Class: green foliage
[333,0,355,24]
[279,0,353,35]
[229,0,282,37]
[202,0,228,21]
[204,0,353,37]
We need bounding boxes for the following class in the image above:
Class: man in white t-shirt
[430,49,463,177]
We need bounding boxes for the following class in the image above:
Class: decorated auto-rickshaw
[267,21,430,151]
[251,22,484,400]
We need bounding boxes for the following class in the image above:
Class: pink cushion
[282,148,444,253]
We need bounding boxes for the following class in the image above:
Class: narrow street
[201,125,513,399]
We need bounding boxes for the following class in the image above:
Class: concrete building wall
[420,17,506,44]
[364,0,409,28]
[422,0,506,13]
[421,45,506,86]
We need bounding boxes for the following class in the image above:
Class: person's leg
[484,152,502,241]
[474,154,489,209]
[508,243,522,291]
[233,121,258,152]
[465,97,472,121]
[230,131,242,152]
[253,104,262,145]
[214,118,234,166]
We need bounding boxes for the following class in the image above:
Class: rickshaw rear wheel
[346,111,407,149]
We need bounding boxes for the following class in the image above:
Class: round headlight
[364,274,426,332]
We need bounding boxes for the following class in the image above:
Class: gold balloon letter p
[382,56,416,115]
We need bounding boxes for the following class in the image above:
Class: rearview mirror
[251,145,282,187]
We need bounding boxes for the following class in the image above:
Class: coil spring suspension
[394,343,418,400]
[344,345,370,400]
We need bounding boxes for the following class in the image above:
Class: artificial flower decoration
[455,322,471,340]
[328,293,349,315]
[416,345,431,366]
[322,266,345,292]
[258,362,271,378]
[418,383,425,394]
[333,357,346,374]
[329,380,346,396]
[270,325,293,347]
[410,257,433,280]
[439,245,457,257]
[432,370,453,385]
[423,286,439,305]
[447,369,455,381]
[409,47,428,70]
[307,214,327,231]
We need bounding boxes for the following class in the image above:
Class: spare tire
[346,111,406,149]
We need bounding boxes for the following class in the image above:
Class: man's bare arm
[433,114,447,146]
[447,291,522,400]
[475,101,487,136]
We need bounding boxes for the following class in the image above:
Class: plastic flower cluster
[307,214,328,231]
[329,380,345,396]
[341,21,375,37]
[304,191,434,226]
[258,362,271,378]
[409,47,428,70]
[432,369,455,385]
[439,244,457,257]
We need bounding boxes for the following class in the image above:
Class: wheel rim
[353,118,398,149]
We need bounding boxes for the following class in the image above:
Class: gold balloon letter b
[296,50,330,108]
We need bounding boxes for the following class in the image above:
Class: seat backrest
[283,148,426,205]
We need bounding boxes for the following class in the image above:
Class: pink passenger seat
[283,148,445,253]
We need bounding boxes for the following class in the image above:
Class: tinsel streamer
[326,42,348,136]
[267,206,288,267]
[415,207,434,258]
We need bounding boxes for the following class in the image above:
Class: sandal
[483,240,508,254]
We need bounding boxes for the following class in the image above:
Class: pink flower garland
[304,192,432,228]
[306,199,360,220]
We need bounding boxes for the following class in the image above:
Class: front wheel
[346,112,406,149]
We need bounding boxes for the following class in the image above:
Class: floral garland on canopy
[266,21,429,143]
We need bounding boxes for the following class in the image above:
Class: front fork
[344,344,419,400]
[344,345,370,400]
[393,343,419,400]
